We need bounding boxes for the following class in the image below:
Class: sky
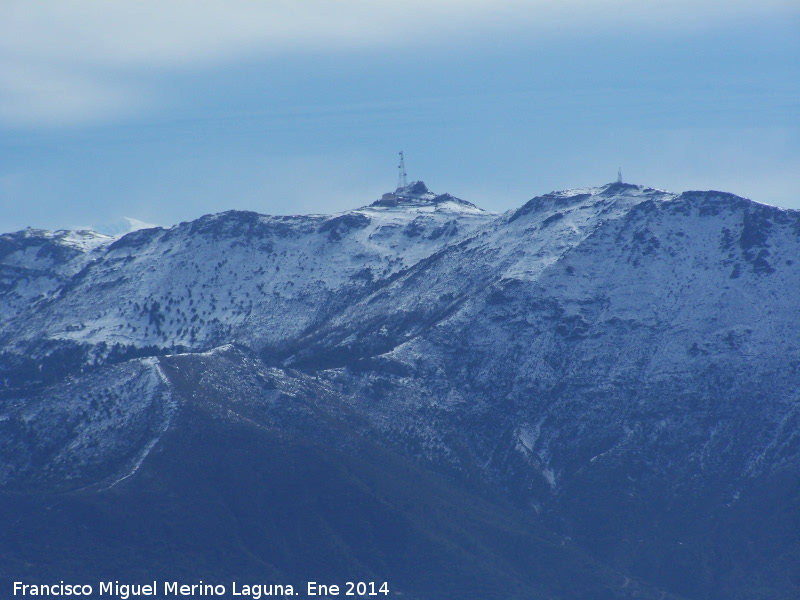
[1,0,798,234]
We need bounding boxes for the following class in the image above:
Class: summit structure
[372,180,481,211]
[397,151,408,190]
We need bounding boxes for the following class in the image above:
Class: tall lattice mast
[397,151,408,190]
[617,168,623,184]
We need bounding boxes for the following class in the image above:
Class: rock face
[1,182,799,599]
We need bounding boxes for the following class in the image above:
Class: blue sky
[1,1,798,233]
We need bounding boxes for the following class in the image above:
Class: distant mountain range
[2,181,799,599]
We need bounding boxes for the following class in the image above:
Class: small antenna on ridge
[397,151,408,190]
[617,168,623,184]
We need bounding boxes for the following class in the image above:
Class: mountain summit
[1,183,799,599]
[370,180,482,211]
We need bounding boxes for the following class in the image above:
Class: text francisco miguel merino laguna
[13,580,392,598]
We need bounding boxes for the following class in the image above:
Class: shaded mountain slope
[1,346,678,600]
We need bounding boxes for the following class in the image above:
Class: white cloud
[90,217,161,236]
[1,0,797,126]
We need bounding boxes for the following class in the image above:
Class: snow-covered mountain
[1,182,493,359]
[1,181,799,599]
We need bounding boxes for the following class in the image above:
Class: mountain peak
[600,180,644,195]
[397,180,432,196]
[370,181,483,212]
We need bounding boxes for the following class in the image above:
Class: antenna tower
[397,151,408,190]
[617,168,623,184]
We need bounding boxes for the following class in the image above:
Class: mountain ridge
[1,181,799,599]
